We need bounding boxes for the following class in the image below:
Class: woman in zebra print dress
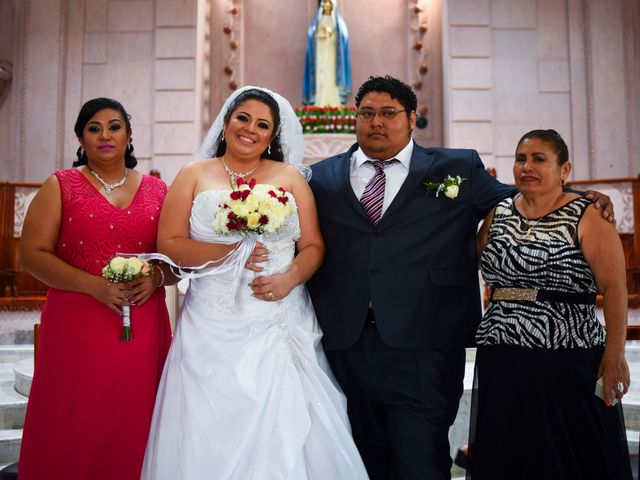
[468,129,632,479]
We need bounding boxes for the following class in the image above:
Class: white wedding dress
[141,190,368,480]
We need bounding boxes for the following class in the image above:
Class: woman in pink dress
[18,98,173,480]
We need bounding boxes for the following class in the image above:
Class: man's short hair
[354,76,418,114]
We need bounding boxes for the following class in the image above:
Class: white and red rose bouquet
[213,177,293,235]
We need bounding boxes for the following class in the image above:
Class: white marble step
[13,359,32,398]
[0,311,39,346]
[0,348,30,468]
[0,346,32,365]
[0,430,22,465]
[625,401,640,430]
[628,430,639,455]
[0,365,26,431]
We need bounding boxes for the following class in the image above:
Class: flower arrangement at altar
[295,106,357,134]
[213,177,293,235]
[102,256,153,341]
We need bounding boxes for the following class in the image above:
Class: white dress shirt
[350,140,414,216]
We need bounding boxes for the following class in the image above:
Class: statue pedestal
[303,133,356,165]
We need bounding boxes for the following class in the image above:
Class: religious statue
[303,0,352,107]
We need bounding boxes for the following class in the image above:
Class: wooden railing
[0,182,47,311]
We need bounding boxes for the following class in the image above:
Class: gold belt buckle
[492,287,538,301]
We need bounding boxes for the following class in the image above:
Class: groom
[307,75,512,479]
[307,76,612,479]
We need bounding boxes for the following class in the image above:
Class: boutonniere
[424,175,467,200]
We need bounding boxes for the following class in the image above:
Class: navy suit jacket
[308,142,516,351]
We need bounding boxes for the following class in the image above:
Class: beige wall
[1,0,638,184]
[0,0,202,183]
[0,0,16,180]
[208,0,444,151]
[442,0,640,183]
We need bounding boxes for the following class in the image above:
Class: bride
[140,87,369,479]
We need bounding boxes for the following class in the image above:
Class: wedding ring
[268,292,274,300]
[616,381,625,393]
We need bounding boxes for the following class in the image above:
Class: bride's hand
[250,272,295,302]
[245,241,269,272]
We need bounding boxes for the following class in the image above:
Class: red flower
[230,191,242,200]
[248,177,257,189]
[227,221,240,231]
[268,190,277,198]
[236,177,245,187]
[259,215,269,225]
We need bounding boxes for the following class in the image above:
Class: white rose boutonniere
[424,175,467,200]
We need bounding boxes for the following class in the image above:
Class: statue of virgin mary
[302,0,352,107]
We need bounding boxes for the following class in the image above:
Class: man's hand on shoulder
[584,190,615,223]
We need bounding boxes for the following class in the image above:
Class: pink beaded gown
[18,169,172,480]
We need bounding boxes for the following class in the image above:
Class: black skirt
[467,344,632,480]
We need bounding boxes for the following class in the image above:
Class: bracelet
[156,265,165,288]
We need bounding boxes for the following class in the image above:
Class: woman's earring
[221,131,225,143]
[267,143,272,155]
[560,178,566,186]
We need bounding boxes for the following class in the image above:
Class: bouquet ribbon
[131,236,258,307]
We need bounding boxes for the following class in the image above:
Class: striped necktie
[359,160,396,225]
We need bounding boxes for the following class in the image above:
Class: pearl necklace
[221,158,260,182]
[89,167,128,196]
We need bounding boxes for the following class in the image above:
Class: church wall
[0,0,202,183]
[0,0,16,181]
[1,0,637,184]
[442,0,640,183]
[209,0,443,154]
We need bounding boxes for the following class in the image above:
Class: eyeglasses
[356,108,408,121]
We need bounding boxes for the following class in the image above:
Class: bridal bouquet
[213,177,293,235]
[102,256,153,341]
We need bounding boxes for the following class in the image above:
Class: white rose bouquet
[102,256,153,341]
[213,177,293,235]
[424,175,467,200]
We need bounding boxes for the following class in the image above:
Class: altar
[302,133,356,165]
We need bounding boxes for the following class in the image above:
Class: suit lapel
[334,143,371,221]
[381,145,436,222]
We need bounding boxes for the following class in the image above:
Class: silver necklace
[516,194,542,243]
[222,158,260,182]
[89,167,128,196]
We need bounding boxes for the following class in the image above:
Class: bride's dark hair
[214,89,284,162]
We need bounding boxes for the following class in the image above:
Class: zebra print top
[476,196,605,349]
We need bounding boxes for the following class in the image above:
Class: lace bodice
[54,169,166,276]
[190,189,301,272]
[185,189,302,313]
